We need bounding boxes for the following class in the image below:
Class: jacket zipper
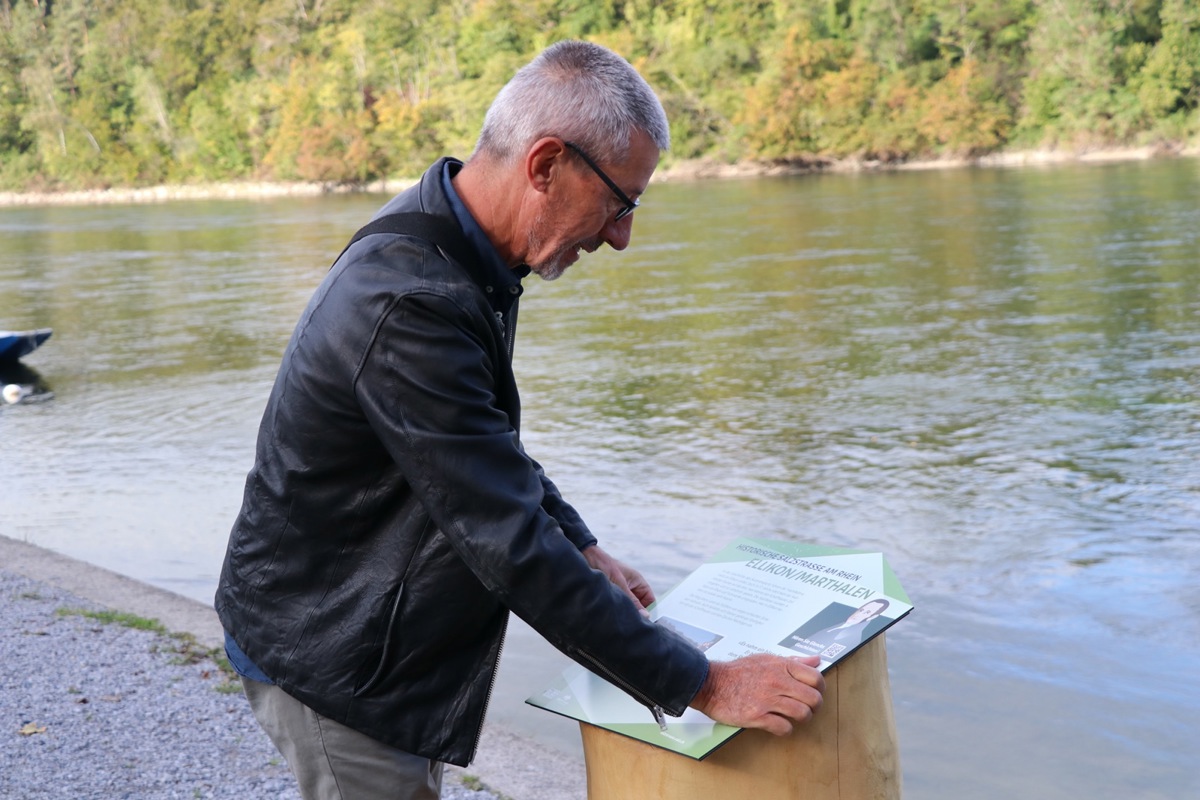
[505,299,518,361]
[467,290,517,761]
[468,614,509,762]
[495,304,517,363]
[570,647,665,721]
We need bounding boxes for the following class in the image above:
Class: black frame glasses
[562,140,640,221]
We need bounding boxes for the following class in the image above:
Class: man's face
[525,130,659,281]
[847,601,886,625]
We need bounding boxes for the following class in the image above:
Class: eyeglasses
[562,140,640,221]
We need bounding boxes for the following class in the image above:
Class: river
[2,158,1198,798]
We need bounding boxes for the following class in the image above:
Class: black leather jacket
[215,159,709,766]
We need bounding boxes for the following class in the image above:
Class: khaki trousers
[244,678,444,800]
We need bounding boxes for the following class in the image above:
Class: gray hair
[473,40,669,166]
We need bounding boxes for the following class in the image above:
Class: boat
[0,328,53,363]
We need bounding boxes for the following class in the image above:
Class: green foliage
[0,0,1196,191]
[1133,0,1200,120]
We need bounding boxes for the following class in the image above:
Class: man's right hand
[688,653,825,736]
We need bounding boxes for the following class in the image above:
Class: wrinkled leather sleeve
[525,450,597,551]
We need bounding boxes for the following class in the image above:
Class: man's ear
[525,137,570,195]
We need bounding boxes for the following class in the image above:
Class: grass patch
[55,606,243,693]
[457,774,512,798]
[56,607,167,633]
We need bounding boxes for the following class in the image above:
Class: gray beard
[525,211,574,281]
[530,257,568,282]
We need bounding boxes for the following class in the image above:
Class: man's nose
[602,214,634,251]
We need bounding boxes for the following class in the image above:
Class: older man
[216,40,823,800]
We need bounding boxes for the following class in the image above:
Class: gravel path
[1,569,501,800]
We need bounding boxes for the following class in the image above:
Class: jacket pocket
[352,581,405,697]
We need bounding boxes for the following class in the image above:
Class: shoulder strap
[331,212,477,271]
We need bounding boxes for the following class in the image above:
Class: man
[216,40,823,800]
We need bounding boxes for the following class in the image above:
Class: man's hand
[689,653,825,736]
[581,545,656,610]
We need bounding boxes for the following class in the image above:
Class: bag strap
[332,211,478,271]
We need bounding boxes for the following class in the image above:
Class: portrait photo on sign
[779,598,892,661]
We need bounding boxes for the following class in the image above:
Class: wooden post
[579,636,901,800]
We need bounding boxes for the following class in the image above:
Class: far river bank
[1,145,1196,207]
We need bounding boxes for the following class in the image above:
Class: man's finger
[784,659,825,693]
[759,712,795,737]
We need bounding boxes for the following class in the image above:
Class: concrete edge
[0,534,224,649]
[0,535,585,800]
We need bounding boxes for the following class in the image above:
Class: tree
[1134,0,1200,121]
[1020,0,1159,145]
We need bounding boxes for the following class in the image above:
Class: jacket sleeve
[524,449,597,551]
[353,281,708,715]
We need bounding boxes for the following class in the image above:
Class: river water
[2,158,1198,798]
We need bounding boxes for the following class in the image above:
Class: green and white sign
[527,537,913,759]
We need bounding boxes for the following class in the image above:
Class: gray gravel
[0,569,501,800]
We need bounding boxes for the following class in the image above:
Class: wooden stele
[579,635,901,800]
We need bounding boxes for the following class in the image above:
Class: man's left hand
[582,545,656,611]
